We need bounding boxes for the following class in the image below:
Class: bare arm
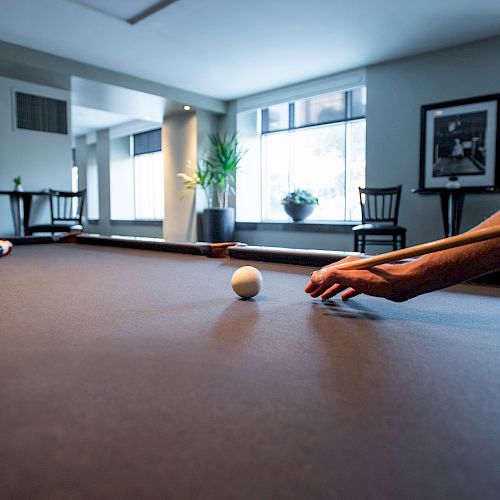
[305,211,500,302]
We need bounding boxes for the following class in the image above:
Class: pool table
[1,235,499,499]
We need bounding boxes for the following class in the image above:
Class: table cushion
[352,223,406,235]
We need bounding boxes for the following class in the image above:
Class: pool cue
[331,226,500,271]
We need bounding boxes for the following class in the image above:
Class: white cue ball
[231,266,263,298]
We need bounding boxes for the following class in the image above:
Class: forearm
[408,211,500,294]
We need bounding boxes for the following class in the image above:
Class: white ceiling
[71,105,136,136]
[1,0,500,100]
[70,76,184,135]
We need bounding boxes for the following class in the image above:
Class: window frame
[261,88,365,135]
[254,87,366,224]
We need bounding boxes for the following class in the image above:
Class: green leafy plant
[177,133,246,208]
[281,189,319,205]
[13,176,22,186]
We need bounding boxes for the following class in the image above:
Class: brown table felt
[1,243,500,499]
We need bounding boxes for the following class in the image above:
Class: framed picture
[420,94,500,190]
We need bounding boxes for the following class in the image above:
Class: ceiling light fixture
[183,105,191,111]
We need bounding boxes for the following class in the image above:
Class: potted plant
[13,176,23,192]
[281,189,319,222]
[178,133,245,242]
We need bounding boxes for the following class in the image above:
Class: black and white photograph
[421,96,500,189]
[432,111,486,176]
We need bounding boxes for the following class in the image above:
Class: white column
[163,112,198,241]
[96,129,111,229]
[162,110,222,241]
[75,135,88,220]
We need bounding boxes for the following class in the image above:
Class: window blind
[133,128,161,156]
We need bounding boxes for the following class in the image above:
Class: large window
[71,148,79,218]
[132,150,164,219]
[237,87,366,222]
[110,128,164,220]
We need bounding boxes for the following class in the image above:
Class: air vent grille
[15,92,68,134]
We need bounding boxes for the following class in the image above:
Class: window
[237,87,366,222]
[133,150,164,219]
[110,128,164,220]
[71,148,79,218]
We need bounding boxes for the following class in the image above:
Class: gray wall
[234,35,500,250]
[367,36,500,245]
[0,76,72,236]
[235,227,352,251]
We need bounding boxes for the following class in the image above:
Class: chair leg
[401,233,406,249]
[361,236,366,253]
[354,234,359,252]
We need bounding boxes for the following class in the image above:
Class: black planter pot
[202,207,235,243]
[283,202,315,222]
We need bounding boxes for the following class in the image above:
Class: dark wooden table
[0,190,49,236]
[411,187,499,237]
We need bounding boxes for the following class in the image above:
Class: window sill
[110,219,163,226]
[87,219,162,226]
[235,220,359,234]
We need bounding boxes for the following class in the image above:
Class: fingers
[306,268,367,301]
[304,279,320,294]
[309,284,331,298]
[341,288,361,300]
[305,257,366,300]
[305,276,348,299]
[319,283,349,300]
[310,267,361,289]
[305,257,413,302]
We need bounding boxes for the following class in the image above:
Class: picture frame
[419,94,500,190]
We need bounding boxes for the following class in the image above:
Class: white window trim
[236,69,366,113]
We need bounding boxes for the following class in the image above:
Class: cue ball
[231,266,263,298]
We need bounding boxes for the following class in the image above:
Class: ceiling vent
[15,91,68,135]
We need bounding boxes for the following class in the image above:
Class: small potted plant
[178,133,246,242]
[13,176,23,192]
[281,189,319,222]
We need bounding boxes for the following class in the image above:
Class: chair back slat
[49,189,86,224]
[358,186,402,224]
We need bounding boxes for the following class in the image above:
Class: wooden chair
[27,189,85,235]
[352,185,406,252]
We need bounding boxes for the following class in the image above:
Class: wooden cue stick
[332,226,500,271]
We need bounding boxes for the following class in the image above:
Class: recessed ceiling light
[144,115,152,120]
[183,105,191,111]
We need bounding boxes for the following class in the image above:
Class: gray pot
[202,207,235,242]
[283,202,315,222]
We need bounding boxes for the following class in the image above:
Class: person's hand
[304,256,423,302]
